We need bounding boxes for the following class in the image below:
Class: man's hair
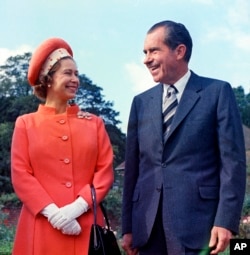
[148,20,193,62]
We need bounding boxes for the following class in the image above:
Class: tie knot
[167,85,178,98]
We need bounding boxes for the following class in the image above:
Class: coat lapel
[165,72,202,140]
[147,84,164,142]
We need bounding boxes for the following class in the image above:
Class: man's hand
[122,233,138,255]
[209,226,232,254]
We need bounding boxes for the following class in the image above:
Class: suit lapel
[147,84,164,142]
[165,72,202,141]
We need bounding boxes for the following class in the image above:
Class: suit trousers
[139,194,167,255]
[139,193,213,255]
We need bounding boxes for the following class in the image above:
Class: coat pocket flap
[199,186,219,199]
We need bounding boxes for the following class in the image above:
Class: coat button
[59,119,66,124]
[156,187,162,192]
[65,182,72,188]
[162,162,167,168]
[62,135,68,141]
[64,158,70,164]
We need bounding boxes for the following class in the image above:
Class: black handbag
[88,186,121,255]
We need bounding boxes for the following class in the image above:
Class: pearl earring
[48,84,51,88]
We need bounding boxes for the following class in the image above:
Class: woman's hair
[33,56,73,101]
[147,20,193,63]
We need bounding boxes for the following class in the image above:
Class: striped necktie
[163,85,178,143]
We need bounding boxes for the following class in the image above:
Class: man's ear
[175,44,186,60]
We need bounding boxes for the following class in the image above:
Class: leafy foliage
[0,123,14,193]
[0,193,22,207]
[0,206,15,254]
[233,86,250,128]
[76,75,121,126]
[0,53,32,97]
[103,187,123,237]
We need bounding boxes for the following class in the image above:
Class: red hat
[28,38,73,86]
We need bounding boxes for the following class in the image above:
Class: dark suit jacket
[122,71,246,250]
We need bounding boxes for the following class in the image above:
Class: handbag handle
[90,185,111,230]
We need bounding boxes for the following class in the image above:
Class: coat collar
[37,104,80,115]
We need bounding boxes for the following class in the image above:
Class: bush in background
[0,205,15,254]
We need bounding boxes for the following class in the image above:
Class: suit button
[62,135,68,141]
[162,162,167,168]
[64,158,70,164]
[65,182,72,188]
[156,187,162,192]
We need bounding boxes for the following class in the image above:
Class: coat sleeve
[214,82,246,233]
[122,97,140,235]
[77,116,114,206]
[11,117,54,216]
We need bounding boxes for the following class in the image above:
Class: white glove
[41,203,59,218]
[61,220,81,235]
[41,203,81,235]
[49,196,89,229]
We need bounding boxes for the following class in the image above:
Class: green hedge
[0,206,14,255]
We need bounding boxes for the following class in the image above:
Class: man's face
[143,27,178,85]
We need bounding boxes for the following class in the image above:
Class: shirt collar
[163,70,191,101]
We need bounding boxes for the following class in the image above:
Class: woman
[11,38,114,255]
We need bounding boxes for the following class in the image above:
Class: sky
[1,0,250,133]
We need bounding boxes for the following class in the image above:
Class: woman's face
[46,58,79,103]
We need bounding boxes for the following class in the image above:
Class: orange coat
[11,104,114,255]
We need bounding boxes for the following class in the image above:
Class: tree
[0,96,40,123]
[233,86,250,128]
[75,74,120,126]
[233,86,246,112]
[105,124,126,167]
[0,53,32,98]
[75,74,125,167]
[0,122,14,192]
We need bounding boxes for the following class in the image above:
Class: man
[122,20,246,255]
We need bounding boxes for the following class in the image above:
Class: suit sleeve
[122,97,140,235]
[214,82,246,233]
